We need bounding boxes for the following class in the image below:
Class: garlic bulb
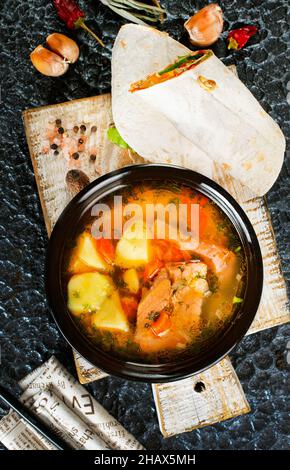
[184,4,223,47]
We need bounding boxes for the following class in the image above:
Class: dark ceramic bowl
[45,164,263,382]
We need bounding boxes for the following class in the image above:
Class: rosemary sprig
[100,0,166,25]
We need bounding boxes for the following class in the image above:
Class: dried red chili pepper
[53,0,105,47]
[227,25,258,50]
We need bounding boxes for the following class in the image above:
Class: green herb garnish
[217,221,227,231]
[227,231,240,251]
[72,290,80,298]
[158,53,204,76]
[114,277,127,290]
[148,311,160,321]
[233,296,243,304]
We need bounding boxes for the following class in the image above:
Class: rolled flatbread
[112,24,285,196]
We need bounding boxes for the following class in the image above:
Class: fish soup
[62,181,246,363]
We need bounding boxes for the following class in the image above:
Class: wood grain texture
[152,357,250,437]
[23,94,134,234]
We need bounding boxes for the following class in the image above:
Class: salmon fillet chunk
[178,240,239,285]
[135,261,209,354]
[137,269,171,322]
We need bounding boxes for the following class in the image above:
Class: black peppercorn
[72,152,79,160]
[54,150,59,156]
[55,119,61,126]
[80,124,86,133]
[73,126,79,133]
[58,127,64,134]
[89,154,96,161]
[50,143,58,150]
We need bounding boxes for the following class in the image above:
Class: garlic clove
[30,45,69,77]
[184,4,223,47]
[46,33,79,64]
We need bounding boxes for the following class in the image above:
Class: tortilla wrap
[112,24,285,196]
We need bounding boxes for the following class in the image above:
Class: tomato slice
[143,258,164,282]
[95,238,115,264]
[198,195,209,207]
[153,239,190,263]
[121,296,138,323]
[151,311,171,337]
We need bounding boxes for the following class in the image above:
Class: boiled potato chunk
[76,232,110,272]
[123,268,140,294]
[91,290,129,332]
[68,254,91,274]
[115,222,149,268]
[67,272,113,315]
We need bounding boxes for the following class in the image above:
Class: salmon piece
[167,261,209,299]
[135,261,209,354]
[166,260,207,284]
[179,240,241,324]
[168,261,209,339]
[190,242,242,323]
[172,287,204,338]
[137,269,171,324]
[193,242,239,286]
[178,238,239,286]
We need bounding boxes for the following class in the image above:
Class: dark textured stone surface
[0,0,289,450]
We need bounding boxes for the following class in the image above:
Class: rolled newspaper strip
[31,390,109,449]
[0,356,144,450]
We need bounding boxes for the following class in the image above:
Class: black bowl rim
[45,164,263,383]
